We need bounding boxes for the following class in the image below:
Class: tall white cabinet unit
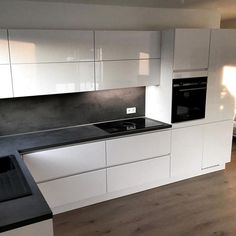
[0,29,13,98]
[206,29,236,123]
[146,28,211,124]
[8,30,95,97]
[95,31,161,90]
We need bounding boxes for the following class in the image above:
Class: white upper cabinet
[95,31,161,90]
[8,30,94,63]
[0,30,13,98]
[95,59,160,90]
[12,62,94,97]
[0,29,10,64]
[95,31,161,61]
[173,29,210,71]
[8,30,95,97]
[205,29,236,123]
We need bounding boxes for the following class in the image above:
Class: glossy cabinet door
[171,126,203,177]
[0,65,13,98]
[23,141,106,183]
[202,120,233,169]
[8,30,94,63]
[106,130,171,166]
[12,62,94,97]
[38,169,106,209]
[95,59,160,90]
[0,30,13,98]
[95,31,161,61]
[205,29,236,123]
[173,29,210,71]
[107,155,170,192]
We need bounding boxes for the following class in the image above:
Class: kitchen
[0,1,236,236]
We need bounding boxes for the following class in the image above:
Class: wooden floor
[54,142,236,236]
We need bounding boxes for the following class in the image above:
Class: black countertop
[0,117,171,233]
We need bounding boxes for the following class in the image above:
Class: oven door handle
[179,87,206,92]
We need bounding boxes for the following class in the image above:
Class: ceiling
[20,0,236,20]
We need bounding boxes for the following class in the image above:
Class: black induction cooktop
[95,117,169,134]
[0,155,32,203]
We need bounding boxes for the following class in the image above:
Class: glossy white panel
[206,29,236,123]
[9,30,94,63]
[12,62,95,97]
[173,70,208,79]
[171,126,203,177]
[0,65,13,98]
[38,170,106,209]
[107,155,170,192]
[23,141,106,183]
[0,29,10,64]
[202,120,233,169]
[95,31,160,61]
[2,220,53,236]
[106,131,171,166]
[173,29,210,71]
[96,59,160,90]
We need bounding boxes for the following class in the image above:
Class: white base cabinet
[38,169,106,209]
[202,120,233,169]
[171,120,233,176]
[1,220,53,236]
[107,155,170,192]
[171,126,203,177]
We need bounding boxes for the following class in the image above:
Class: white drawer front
[107,155,170,192]
[23,141,106,183]
[38,169,106,209]
[106,130,171,166]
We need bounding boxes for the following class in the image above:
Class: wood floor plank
[54,142,236,236]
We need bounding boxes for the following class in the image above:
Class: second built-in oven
[171,77,207,123]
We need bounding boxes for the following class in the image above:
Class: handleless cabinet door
[173,29,210,71]
[12,62,95,97]
[95,31,161,61]
[23,141,106,183]
[95,59,160,90]
[8,30,94,63]
[0,65,13,98]
[0,30,13,98]
[206,29,236,123]
[202,120,233,169]
[171,126,203,177]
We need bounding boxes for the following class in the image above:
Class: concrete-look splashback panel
[0,87,145,136]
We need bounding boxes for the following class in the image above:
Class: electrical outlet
[126,107,136,114]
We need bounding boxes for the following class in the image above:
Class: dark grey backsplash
[0,87,145,136]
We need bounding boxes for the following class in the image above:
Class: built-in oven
[171,77,207,123]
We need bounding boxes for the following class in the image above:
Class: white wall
[0,1,221,29]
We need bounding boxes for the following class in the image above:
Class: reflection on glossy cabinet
[202,120,233,169]
[0,65,13,98]
[206,29,236,123]
[12,62,95,97]
[23,141,106,183]
[173,29,210,71]
[171,126,203,177]
[95,31,161,61]
[0,29,10,64]
[8,30,94,63]
[95,59,160,90]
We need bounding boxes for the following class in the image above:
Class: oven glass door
[172,78,207,123]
